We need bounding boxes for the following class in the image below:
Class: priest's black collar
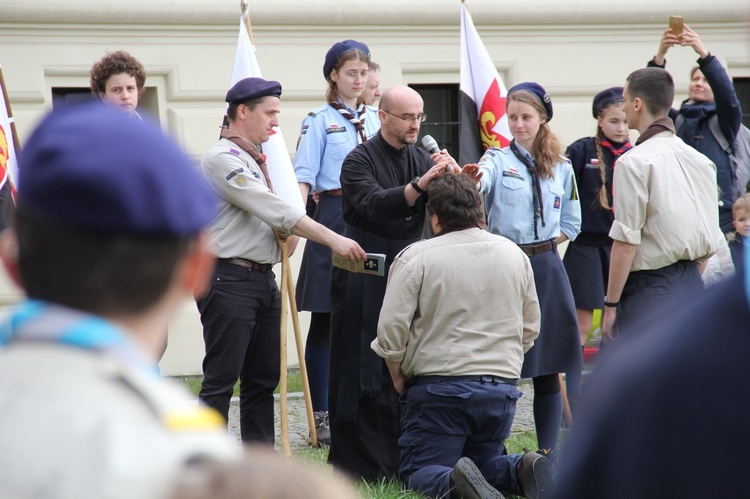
[376,131,408,158]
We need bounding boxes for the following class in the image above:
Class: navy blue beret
[225,77,282,104]
[17,102,215,236]
[508,82,553,121]
[323,39,370,79]
[592,86,625,118]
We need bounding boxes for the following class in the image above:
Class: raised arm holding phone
[649,21,743,233]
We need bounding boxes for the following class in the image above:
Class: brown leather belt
[518,239,556,257]
[319,189,342,197]
[218,258,273,272]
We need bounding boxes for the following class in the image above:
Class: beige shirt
[609,131,720,271]
[371,228,540,379]
[201,138,306,264]
[0,344,237,499]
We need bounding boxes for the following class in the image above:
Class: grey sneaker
[517,451,555,499]
[535,448,558,471]
[450,457,505,499]
[312,411,330,446]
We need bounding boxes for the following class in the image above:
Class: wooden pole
[240,0,255,45]
[240,0,317,452]
[277,237,291,458]
[284,258,318,447]
[275,233,319,451]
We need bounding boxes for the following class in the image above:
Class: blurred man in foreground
[0,103,236,498]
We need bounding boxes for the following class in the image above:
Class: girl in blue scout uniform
[292,40,380,445]
[474,82,582,460]
[562,87,631,406]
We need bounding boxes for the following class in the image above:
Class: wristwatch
[603,297,619,307]
[410,176,425,194]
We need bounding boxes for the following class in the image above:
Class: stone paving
[227,381,536,450]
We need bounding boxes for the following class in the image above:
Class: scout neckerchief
[0,300,158,376]
[600,136,632,206]
[329,101,368,144]
[510,140,545,240]
[635,117,675,146]
[600,137,632,158]
[220,127,274,193]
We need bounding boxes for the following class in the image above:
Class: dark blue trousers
[399,377,524,497]
[197,261,281,445]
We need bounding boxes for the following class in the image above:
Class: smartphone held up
[669,16,684,35]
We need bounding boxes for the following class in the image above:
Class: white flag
[230,11,303,211]
[459,1,511,164]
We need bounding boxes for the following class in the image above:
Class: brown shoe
[449,457,505,499]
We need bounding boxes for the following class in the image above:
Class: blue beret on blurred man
[0,102,237,499]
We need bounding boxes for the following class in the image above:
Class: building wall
[1,0,749,374]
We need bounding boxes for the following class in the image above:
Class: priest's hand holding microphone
[422,135,461,173]
[405,135,461,203]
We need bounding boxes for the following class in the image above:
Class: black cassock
[328,131,432,481]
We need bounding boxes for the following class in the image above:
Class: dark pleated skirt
[563,241,611,310]
[521,248,583,378]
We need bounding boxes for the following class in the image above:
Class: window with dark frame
[409,83,460,159]
[51,87,159,120]
[51,88,97,109]
[733,78,750,128]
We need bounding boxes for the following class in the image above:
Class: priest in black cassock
[328,85,458,480]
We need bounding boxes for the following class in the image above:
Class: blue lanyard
[0,300,158,376]
[745,236,750,309]
[0,300,125,348]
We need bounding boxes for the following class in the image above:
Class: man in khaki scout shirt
[197,77,366,445]
[602,67,719,340]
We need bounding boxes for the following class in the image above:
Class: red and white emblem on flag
[459,1,512,164]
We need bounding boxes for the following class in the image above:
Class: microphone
[421,135,453,172]
[421,135,441,154]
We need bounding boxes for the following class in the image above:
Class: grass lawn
[175,372,556,498]
[292,431,546,499]
[173,369,304,397]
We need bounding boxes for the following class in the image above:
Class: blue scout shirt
[478,143,581,245]
[294,102,381,192]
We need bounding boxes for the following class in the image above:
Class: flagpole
[276,233,292,458]
[237,2,318,451]
[240,1,255,45]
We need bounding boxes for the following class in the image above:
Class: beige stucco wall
[1,0,749,374]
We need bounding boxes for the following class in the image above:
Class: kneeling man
[372,173,554,499]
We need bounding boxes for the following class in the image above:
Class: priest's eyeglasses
[383,110,428,123]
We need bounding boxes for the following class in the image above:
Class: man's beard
[397,130,418,146]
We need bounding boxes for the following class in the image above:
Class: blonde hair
[325,49,370,106]
[507,90,563,178]
[733,193,750,218]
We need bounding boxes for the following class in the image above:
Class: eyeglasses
[383,110,427,123]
